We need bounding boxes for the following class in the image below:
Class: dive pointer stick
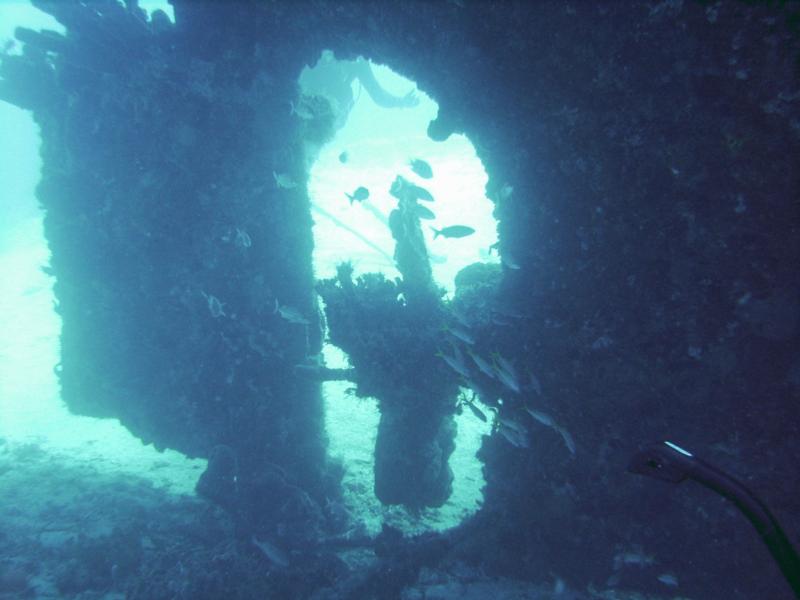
[629,441,800,598]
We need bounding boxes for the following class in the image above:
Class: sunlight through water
[304,53,496,533]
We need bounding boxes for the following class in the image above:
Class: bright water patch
[306,54,497,531]
[0,218,204,494]
[0,1,63,48]
[0,6,202,493]
[138,0,175,22]
[307,59,499,298]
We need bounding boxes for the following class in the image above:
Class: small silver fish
[274,299,310,325]
[502,252,521,270]
[409,158,433,179]
[524,406,576,455]
[491,305,528,320]
[450,305,471,328]
[390,175,434,202]
[345,186,369,204]
[431,225,475,239]
[497,426,527,448]
[495,368,521,394]
[557,426,576,455]
[491,316,511,328]
[496,418,529,448]
[499,416,527,435]
[468,351,495,379]
[445,324,474,345]
[493,353,517,377]
[273,171,297,189]
[289,99,315,120]
[202,292,226,318]
[493,354,520,393]
[437,350,470,378]
[411,203,435,220]
[657,573,679,587]
[525,407,556,428]
[251,536,289,567]
[234,228,252,249]
[410,184,434,202]
[339,151,349,163]
[613,551,655,570]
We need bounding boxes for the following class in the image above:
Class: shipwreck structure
[1,1,798,598]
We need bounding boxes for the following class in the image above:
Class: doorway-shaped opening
[299,51,496,533]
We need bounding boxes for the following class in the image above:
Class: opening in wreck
[299,50,497,531]
[1,4,497,536]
